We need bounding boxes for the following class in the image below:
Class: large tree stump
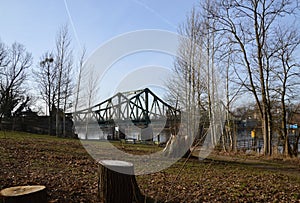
[0,185,46,203]
[98,160,145,203]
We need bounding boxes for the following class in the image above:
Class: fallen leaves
[1,132,300,202]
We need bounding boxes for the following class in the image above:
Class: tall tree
[74,48,86,113]
[272,26,300,156]
[34,52,56,116]
[207,0,299,156]
[0,42,32,120]
[33,52,56,134]
[73,48,101,139]
[165,3,226,157]
[54,25,74,137]
[200,0,226,148]
[221,42,244,152]
[164,7,204,157]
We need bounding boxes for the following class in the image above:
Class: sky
[0,0,198,61]
[0,0,199,110]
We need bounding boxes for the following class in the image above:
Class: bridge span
[73,88,181,142]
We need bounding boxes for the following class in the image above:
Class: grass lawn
[0,131,300,202]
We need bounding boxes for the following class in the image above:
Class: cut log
[98,160,145,203]
[0,185,46,203]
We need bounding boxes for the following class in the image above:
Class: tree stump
[98,160,144,203]
[0,185,46,203]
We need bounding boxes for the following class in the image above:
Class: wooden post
[98,160,145,203]
[0,185,46,203]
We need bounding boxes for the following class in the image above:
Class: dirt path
[191,147,300,175]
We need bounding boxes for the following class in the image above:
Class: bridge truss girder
[73,88,181,140]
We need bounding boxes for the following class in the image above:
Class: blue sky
[1,1,300,110]
[0,0,199,107]
[0,0,198,62]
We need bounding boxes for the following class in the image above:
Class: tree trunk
[233,122,237,153]
[284,135,292,157]
[98,160,145,203]
[282,101,292,157]
[48,115,51,135]
[0,185,46,203]
[62,112,66,137]
[262,110,269,156]
[163,135,192,158]
[267,110,273,156]
[292,132,300,157]
[56,107,60,136]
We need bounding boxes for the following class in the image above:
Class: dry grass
[0,131,300,202]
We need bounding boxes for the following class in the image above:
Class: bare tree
[221,43,244,152]
[272,26,300,156]
[74,48,86,113]
[33,25,74,136]
[164,7,204,157]
[34,53,56,114]
[84,66,100,139]
[0,41,8,68]
[200,0,227,148]
[165,3,227,157]
[207,0,299,156]
[33,52,56,134]
[0,42,32,120]
[54,25,74,137]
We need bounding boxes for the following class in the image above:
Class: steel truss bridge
[73,88,181,141]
